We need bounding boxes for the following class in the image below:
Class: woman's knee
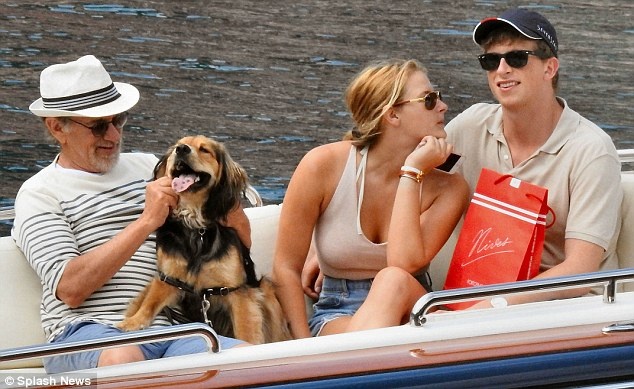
[371,267,425,302]
[362,267,424,323]
[369,268,405,298]
[98,345,145,367]
[374,266,414,289]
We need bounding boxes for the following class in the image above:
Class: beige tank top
[313,145,387,280]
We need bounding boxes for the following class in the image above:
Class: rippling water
[1,1,633,235]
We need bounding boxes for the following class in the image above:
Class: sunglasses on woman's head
[477,50,542,71]
[393,91,442,111]
[67,112,129,138]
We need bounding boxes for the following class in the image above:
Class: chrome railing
[0,323,220,366]
[619,149,634,164]
[603,321,634,334]
[0,207,14,222]
[410,268,634,326]
[244,184,263,207]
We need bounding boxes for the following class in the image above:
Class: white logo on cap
[537,25,557,50]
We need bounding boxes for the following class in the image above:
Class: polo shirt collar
[488,97,576,155]
[540,97,576,155]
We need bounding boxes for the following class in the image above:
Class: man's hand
[140,176,178,230]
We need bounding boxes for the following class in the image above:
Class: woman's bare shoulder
[286,141,354,211]
[298,141,353,170]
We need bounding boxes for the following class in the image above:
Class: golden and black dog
[117,135,291,344]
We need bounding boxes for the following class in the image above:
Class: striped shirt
[11,153,173,341]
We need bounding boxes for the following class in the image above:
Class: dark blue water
[1,1,633,235]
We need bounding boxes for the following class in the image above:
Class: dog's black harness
[154,219,260,330]
[159,271,241,329]
[158,271,240,297]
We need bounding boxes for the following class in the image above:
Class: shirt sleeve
[12,177,78,299]
[565,152,622,250]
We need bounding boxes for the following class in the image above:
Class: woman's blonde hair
[343,59,427,147]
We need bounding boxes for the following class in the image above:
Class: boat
[1,149,633,388]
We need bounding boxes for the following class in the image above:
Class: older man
[12,55,248,373]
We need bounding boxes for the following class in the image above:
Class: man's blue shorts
[43,321,244,374]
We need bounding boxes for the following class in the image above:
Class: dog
[117,135,291,344]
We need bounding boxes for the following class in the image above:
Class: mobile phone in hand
[435,153,464,174]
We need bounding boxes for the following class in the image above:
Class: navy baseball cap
[473,8,558,57]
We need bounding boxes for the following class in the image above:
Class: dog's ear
[222,149,249,203]
[224,156,249,196]
[204,144,248,219]
[153,145,174,180]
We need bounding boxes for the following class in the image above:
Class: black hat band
[42,83,121,112]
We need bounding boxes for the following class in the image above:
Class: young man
[11,55,249,373]
[446,8,622,305]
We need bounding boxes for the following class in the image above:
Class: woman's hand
[404,135,454,173]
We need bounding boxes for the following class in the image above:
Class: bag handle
[526,193,556,228]
[493,175,556,228]
[493,174,515,185]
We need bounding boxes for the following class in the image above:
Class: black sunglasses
[67,112,129,137]
[393,91,443,111]
[478,50,542,71]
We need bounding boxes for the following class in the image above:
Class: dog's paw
[116,318,147,332]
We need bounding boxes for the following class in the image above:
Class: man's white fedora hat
[29,55,140,118]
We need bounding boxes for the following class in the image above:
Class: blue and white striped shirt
[12,153,173,341]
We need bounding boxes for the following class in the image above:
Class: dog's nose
[175,144,191,156]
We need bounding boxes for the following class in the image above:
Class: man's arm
[224,205,252,249]
[56,176,177,307]
[468,240,605,309]
[502,239,604,306]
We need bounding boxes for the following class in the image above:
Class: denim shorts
[43,321,244,374]
[307,271,433,337]
[308,276,372,337]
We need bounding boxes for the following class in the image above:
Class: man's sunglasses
[393,91,442,111]
[477,50,543,71]
[67,112,129,137]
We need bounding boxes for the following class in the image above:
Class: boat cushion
[0,236,46,369]
[244,204,282,278]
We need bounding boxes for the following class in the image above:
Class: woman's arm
[273,145,337,338]
[387,138,469,273]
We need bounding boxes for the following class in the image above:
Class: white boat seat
[1,174,633,371]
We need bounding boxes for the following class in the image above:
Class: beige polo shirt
[446,99,622,272]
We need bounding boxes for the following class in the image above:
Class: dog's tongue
[171,174,197,193]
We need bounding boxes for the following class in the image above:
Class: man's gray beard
[94,141,122,173]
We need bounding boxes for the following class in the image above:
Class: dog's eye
[199,147,211,154]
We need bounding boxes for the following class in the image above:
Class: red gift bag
[443,168,552,309]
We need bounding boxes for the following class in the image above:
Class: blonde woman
[273,59,469,339]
